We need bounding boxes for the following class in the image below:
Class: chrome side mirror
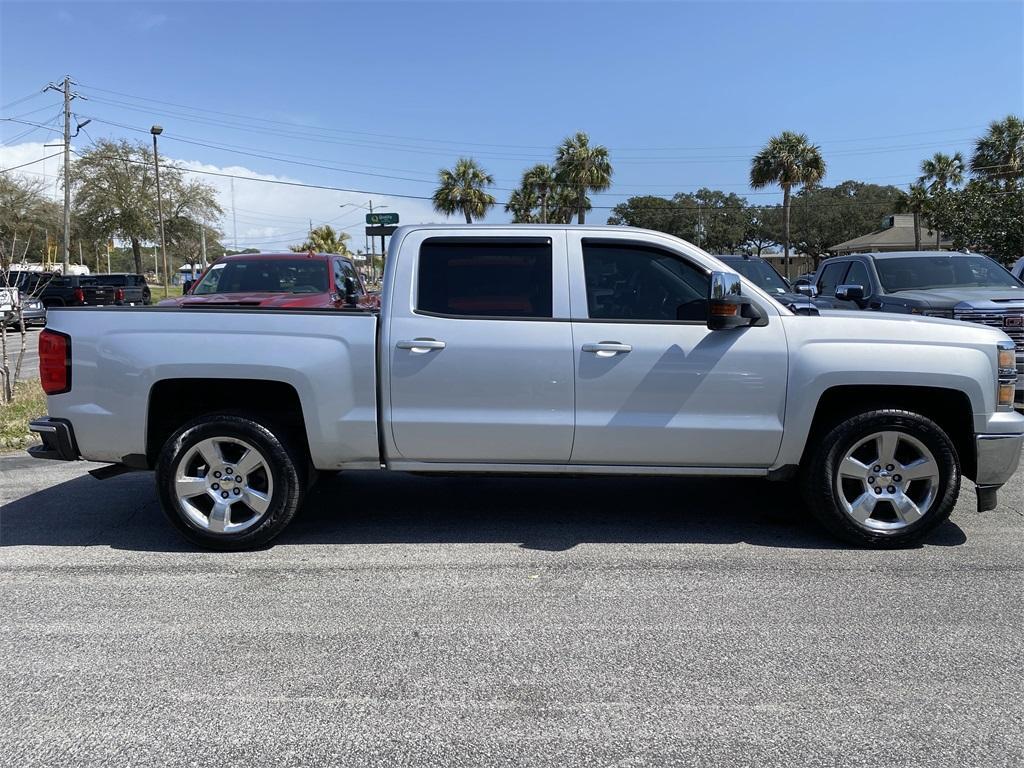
[708,271,757,330]
[836,284,865,302]
[796,283,819,298]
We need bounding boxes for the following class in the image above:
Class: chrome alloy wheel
[173,437,274,534]
[834,430,940,532]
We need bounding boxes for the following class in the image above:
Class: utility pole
[200,227,207,269]
[44,76,79,274]
[150,126,169,295]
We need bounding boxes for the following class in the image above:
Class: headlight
[997,341,1017,410]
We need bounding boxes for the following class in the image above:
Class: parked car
[810,251,1024,403]
[30,225,1023,551]
[158,252,375,309]
[717,254,834,313]
[1,292,46,330]
[92,273,151,305]
[7,270,116,308]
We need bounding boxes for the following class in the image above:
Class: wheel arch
[146,378,311,469]
[801,385,976,480]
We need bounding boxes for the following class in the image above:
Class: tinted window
[875,255,1023,292]
[817,261,849,296]
[417,240,552,318]
[844,261,871,294]
[723,258,791,296]
[192,259,329,295]
[94,275,128,286]
[582,241,708,321]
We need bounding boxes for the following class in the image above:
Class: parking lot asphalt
[2,327,40,385]
[1,455,1022,767]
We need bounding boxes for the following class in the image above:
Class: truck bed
[42,306,381,469]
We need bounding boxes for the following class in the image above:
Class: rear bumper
[974,432,1024,511]
[27,417,80,461]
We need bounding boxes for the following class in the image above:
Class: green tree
[72,139,221,274]
[928,181,1024,261]
[743,206,781,256]
[547,184,587,224]
[0,175,61,267]
[504,186,539,224]
[607,195,683,233]
[432,158,496,224]
[895,182,930,251]
[522,163,557,223]
[919,152,965,247]
[971,115,1024,189]
[789,181,904,263]
[291,224,352,254]
[555,131,612,225]
[749,131,826,278]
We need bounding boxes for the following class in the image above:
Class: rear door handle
[396,338,447,353]
[582,342,632,357]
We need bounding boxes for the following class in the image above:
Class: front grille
[954,310,1024,349]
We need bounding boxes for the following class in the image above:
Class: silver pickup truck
[29,225,1024,550]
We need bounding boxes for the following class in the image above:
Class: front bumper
[27,417,80,461]
[974,432,1024,510]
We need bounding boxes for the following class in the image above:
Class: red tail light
[73,287,85,304]
[115,287,125,302]
[39,329,71,395]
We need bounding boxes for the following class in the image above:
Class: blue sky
[2,0,1022,251]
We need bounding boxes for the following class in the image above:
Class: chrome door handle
[396,338,447,353]
[582,342,632,357]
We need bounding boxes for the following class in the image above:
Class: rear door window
[417,239,553,318]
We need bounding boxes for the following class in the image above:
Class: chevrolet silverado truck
[28,225,1024,550]
[812,251,1024,403]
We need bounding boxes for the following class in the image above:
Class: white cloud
[0,142,441,253]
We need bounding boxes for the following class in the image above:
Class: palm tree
[972,115,1024,189]
[919,152,964,247]
[505,187,538,223]
[749,131,826,279]
[896,183,929,251]
[554,132,612,225]
[522,163,556,223]
[919,152,965,193]
[290,224,351,254]
[432,158,496,224]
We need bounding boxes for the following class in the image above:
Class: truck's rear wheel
[155,414,304,550]
[802,409,960,547]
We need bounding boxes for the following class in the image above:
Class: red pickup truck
[158,252,376,309]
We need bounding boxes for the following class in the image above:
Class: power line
[0,151,64,173]
[75,82,990,154]
[0,90,46,112]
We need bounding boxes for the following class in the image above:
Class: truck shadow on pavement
[0,468,967,552]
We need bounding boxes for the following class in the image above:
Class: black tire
[801,409,960,548]
[155,414,305,550]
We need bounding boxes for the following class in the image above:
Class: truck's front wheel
[155,414,304,550]
[802,409,960,547]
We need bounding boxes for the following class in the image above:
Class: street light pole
[151,126,168,293]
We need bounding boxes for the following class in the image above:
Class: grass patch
[0,380,46,451]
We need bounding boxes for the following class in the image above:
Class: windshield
[723,259,791,295]
[192,259,329,295]
[93,275,128,286]
[876,255,1022,292]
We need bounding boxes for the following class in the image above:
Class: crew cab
[28,226,1024,551]
[158,251,374,310]
[813,251,1024,402]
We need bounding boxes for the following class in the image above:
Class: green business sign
[366,212,399,226]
